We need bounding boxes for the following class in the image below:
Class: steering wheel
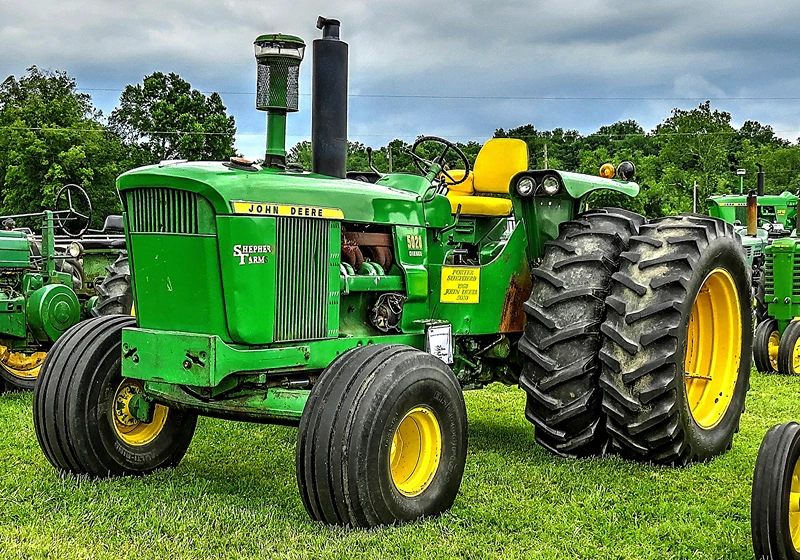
[55,184,93,238]
[409,136,471,186]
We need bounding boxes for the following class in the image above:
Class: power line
[75,87,800,101]
[3,125,800,139]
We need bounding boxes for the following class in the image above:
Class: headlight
[516,177,535,197]
[68,242,83,258]
[542,175,560,195]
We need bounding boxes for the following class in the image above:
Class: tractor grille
[274,218,329,342]
[126,188,200,234]
[764,254,774,299]
[795,260,800,298]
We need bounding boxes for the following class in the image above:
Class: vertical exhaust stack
[757,163,765,197]
[312,17,348,179]
[746,190,758,237]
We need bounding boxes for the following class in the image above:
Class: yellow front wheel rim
[684,268,742,430]
[113,379,168,446]
[792,337,800,374]
[769,331,781,372]
[390,407,442,497]
[0,345,47,379]
[791,457,800,550]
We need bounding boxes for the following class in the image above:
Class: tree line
[3,66,800,227]
[291,101,800,216]
[0,67,236,226]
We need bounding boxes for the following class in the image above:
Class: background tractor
[0,184,131,392]
[753,237,800,375]
[33,18,752,527]
[708,168,798,323]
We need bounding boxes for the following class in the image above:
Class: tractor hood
[118,162,452,228]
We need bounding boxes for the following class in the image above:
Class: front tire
[296,344,467,527]
[778,322,800,376]
[599,215,752,465]
[755,318,781,373]
[519,208,643,457]
[34,315,196,476]
[752,422,800,560]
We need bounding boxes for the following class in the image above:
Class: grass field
[0,370,796,559]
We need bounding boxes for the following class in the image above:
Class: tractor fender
[510,170,639,199]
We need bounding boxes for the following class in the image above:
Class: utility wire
[2,125,800,139]
[76,87,800,101]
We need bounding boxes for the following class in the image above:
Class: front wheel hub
[390,407,442,497]
[112,379,168,446]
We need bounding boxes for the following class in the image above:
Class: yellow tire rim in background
[769,331,781,372]
[0,345,47,380]
[791,457,800,551]
[390,407,442,497]
[112,379,168,446]
[684,268,742,430]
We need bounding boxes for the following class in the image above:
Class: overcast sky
[1,0,799,159]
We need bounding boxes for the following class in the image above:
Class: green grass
[0,371,796,559]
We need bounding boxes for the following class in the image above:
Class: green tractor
[753,237,800,374]
[33,19,752,527]
[0,184,130,392]
[708,170,798,322]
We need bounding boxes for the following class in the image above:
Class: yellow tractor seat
[444,138,528,216]
[448,195,512,216]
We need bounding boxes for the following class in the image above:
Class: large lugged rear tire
[518,208,643,457]
[296,344,468,527]
[599,215,752,465]
[752,421,800,560]
[91,252,133,317]
[34,315,197,477]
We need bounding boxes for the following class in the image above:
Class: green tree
[109,72,237,166]
[0,66,123,226]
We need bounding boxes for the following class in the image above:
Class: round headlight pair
[516,175,561,197]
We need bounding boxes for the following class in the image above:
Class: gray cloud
[1,0,798,158]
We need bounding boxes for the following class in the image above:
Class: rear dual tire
[599,215,752,465]
[297,344,467,527]
[519,208,644,458]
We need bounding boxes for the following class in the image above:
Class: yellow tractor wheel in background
[778,322,800,376]
[752,421,800,558]
[754,318,781,374]
[0,345,47,391]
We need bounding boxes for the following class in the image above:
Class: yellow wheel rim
[769,331,781,372]
[390,407,442,497]
[791,457,800,550]
[684,268,742,430]
[112,379,168,446]
[0,345,46,380]
[792,337,800,374]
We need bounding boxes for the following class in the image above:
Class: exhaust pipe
[746,190,758,237]
[311,17,348,179]
[757,163,765,197]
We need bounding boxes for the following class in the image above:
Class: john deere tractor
[0,184,130,392]
[753,237,800,375]
[33,18,752,527]
[708,169,798,323]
